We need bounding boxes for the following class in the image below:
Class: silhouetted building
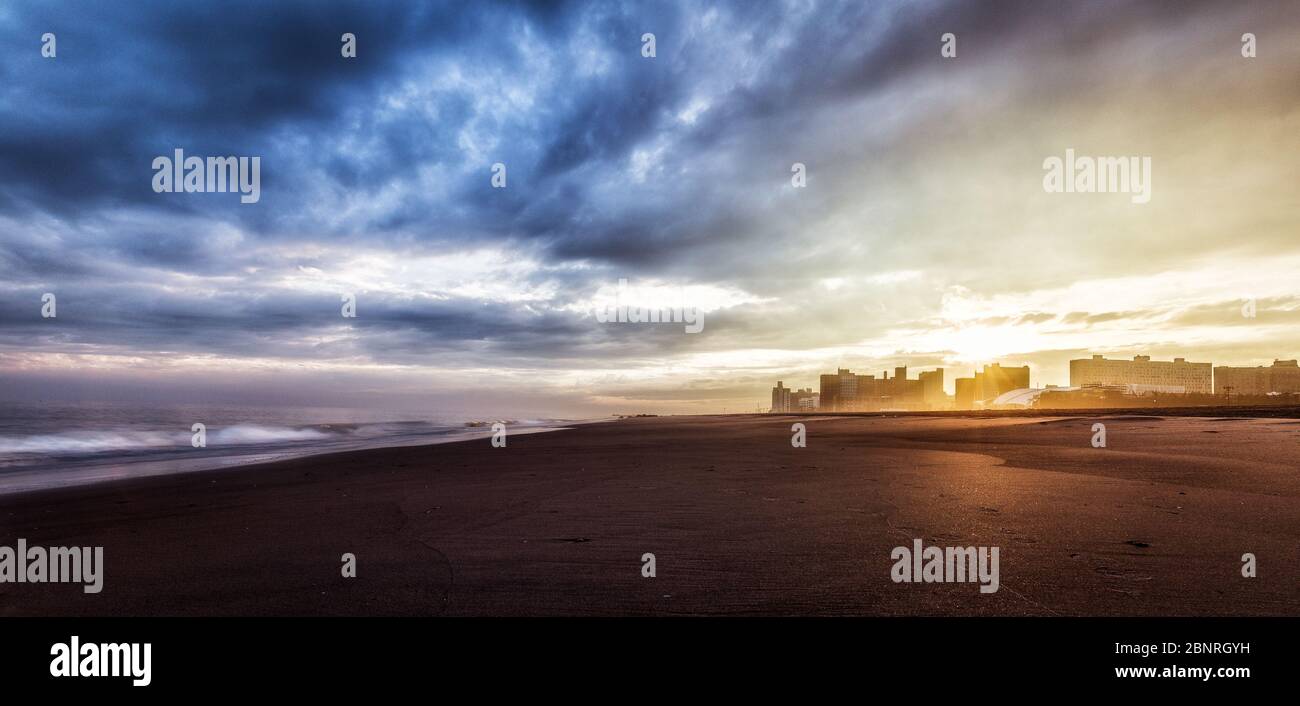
[954,377,976,409]
[819,369,860,411]
[874,366,926,410]
[791,388,819,411]
[918,368,945,408]
[771,381,792,412]
[816,366,936,411]
[952,364,1030,409]
[1070,354,1211,394]
[975,363,1030,401]
[1214,359,1300,396]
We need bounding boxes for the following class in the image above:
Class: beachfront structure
[918,369,945,408]
[1213,359,1300,396]
[954,377,976,409]
[975,364,1029,402]
[988,387,1080,408]
[771,382,818,412]
[817,366,935,411]
[952,363,1031,409]
[793,388,819,410]
[771,381,791,412]
[1070,354,1211,394]
[819,369,858,411]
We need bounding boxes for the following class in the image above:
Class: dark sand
[3,412,1299,616]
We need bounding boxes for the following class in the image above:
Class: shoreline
[0,422,584,499]
[7,405,1297,499]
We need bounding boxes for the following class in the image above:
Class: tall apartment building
[1070,354,1211,394]
[953,363,1030,409]
[817,366,935,411]
[954,377,976,409]
[875,367,926,410]
[771,381,792,412]
[1213,359,1300,396]
[975,363,1029,401]
[918,368,945,408]
[818,369,859,411]
[791,388,820,410]
[770,381,820,412]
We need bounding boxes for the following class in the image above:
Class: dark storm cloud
[2,1,427,213]
[0,0,1067,244]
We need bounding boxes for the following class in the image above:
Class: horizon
[3,0,1300,417]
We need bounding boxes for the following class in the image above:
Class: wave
[0,424,337,456]
[464,419,519,428]
[0,430,180,455]
[0,417,591,464]
[209,424,334,444]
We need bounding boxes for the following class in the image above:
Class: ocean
[0,401,582,495]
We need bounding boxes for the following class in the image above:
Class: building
[989,387,1079,408]
[954,377,976,409]
[874,367,927,410]
[818,369,859,411]
[791,388,820,411]
[1070,355,1211,394]
[953,364,1030,409]
[975,363,1030,402]
[770,382,820,412]
[918,368,946,409]
[770,381,792,412]
[817,366,937,411]
[1214,359,1300,396]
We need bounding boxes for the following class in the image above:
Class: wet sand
[2,412,1298,616]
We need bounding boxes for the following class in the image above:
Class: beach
[2,412,1298,616]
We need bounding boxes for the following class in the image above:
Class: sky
[1,0,1298,416]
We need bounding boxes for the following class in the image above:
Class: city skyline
[771,352,1300,412]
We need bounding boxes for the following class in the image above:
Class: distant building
[989,387,1078,408]
[770,381,792,412]
[792,388,819,411]
[874,367,927,410]
[953,363,1030,409]
[918,368,945,408]
[1214,359,1300,396]
[817,366,936,411]
[975,364,1030,402]
[1070,355,1211,394]
[770,381,820,412]
[954,377,976,409]
[818,369,858,411]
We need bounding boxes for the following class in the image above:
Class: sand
[2,412,1298,616]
